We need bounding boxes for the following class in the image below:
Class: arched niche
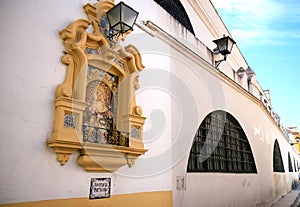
[47,0,147,172]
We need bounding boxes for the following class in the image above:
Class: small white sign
[89,178,111,199]
[176,176,186,191]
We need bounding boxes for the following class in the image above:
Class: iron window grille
[288,153,293,172]
[187,110,257,173]
[154,0,195,35]
[273,140,285,172]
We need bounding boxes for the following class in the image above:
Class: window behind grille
[154,0,195,35]
[187,110,257,173]
[288,152,293,172]
[273,140,285,172]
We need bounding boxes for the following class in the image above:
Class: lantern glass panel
[107,3,121,29]
[213,36,236,56]
[217,37,228,54]
[107,2,139,34]
[227,37,235,54]
[121,3,139,29]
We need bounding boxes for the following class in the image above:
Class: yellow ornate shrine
[47,0,147,172]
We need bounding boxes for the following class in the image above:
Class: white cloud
[211,0,300,47]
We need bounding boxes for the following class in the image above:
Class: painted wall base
[0,191,172,207]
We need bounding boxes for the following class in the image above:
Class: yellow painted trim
[0,191,172,207]
[47,0,147,171]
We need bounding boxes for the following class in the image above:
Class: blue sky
[211,0,300,130]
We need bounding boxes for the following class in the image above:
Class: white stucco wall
[169,44,299,206]
[0,0,298,206]
[0,0,173,204]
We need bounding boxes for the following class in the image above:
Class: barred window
[288,153,293,172]
[273,140,285,172]
[187,110,257,173]
[154,0,195,35]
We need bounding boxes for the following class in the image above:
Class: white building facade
[0,0,299,207]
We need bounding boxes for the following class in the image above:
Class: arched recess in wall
[153,0,195,35]
[46,1,147,172]
[288,152,293,172]
[273,140,285,172]
[187,110,257,173]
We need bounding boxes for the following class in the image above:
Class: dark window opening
[187,110,257,173]
[288,153,293,172]
[154,0,195,35]
[273,140,285,172]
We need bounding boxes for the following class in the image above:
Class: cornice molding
[187,0,247,69]
[137,20,287,140]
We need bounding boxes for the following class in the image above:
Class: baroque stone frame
[47,0,147,172]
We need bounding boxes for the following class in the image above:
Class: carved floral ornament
[47,0,147,172]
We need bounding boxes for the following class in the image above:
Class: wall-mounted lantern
[237,67,245,78]
[246,67,255,80]
[213,35,236,68]
[106,1,139,40]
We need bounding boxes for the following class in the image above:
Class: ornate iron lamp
[106,1,139,40]
[213,35,236,68]
[246,67,255,80]
[237,67,245,78]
